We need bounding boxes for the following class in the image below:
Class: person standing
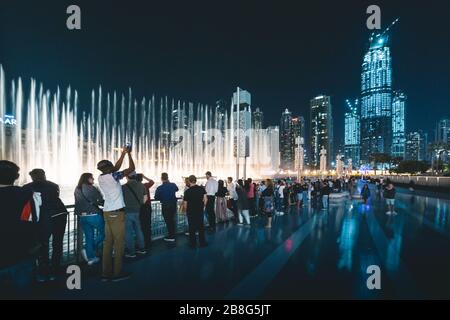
[74,173,104,266]
[276,180,285,215]
[183,175,208,248]
[321,181,331,210]
[0,161,40,298]
[122,173,147,258]
[360,183,371,205]
[24,168,68,281]
[137,174,154,250]
[384,181,397,215]
[246,178,256,217]
[227,177,239,223]
[215,180,228,223]
[262,179,275,228]
[154,172,179,242]
[236,179,251,225]
[204,171,218,232]
[97,147,135,282]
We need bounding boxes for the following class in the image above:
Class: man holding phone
[97,146,135,282]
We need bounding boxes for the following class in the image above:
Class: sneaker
[185,232,190,236]
[136,249,147,255]
[81,249,88,262]
[164,237,176,242]
[125,253,137,258]
[88,257,100,266]
[101,275,111,282]
[386,211,392,215]
[237,223,244,226]
[111,272,132,282]
[392,211,398,215]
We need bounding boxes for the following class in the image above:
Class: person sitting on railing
[122,172,147,258]
[0,161,40,298]
[23,168,68,282]
[97,146,135,282]
[74,173,104,266]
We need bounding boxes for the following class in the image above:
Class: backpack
[263,196,275,214]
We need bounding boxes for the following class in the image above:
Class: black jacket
[23,180,67,219]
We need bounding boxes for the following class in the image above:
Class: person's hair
[0,160,20,185]
[247,178,252,183]
[77,173,94,189]
[135,174,143,182]
[97,160,114,173]
[227,177,233,182]
[161,172,169,181]
[29,168,46,182]
[205,171,212,177]
[218,180,224,188]
[185,177,190,186]
[237,179,244,188]
[188,175,197,184]
[265,179,274,190]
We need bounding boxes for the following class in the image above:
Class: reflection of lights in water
[338,215,358,271]
[285,239,293,252]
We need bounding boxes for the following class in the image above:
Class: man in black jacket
[0,161,40,298]
[23,169,68,280]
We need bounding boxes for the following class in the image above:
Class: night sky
[1,0,449,145]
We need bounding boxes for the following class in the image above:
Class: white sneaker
[386,211,392,215]
[81,249,88,262]
[88,257,100,266]
[185,232,190,236]
[392,211,398,215]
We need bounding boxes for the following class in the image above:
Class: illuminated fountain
[0,65,279,188]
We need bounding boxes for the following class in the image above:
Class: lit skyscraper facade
[360,32,393,162]
[252,107,264,129]
[344,98,360,165]
[436,118,450,143]
[406,130,428,162]
[391,91,406,159]
[310,95,333,167]
[280,108,294,170]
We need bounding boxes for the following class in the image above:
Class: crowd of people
[0,148,399,296]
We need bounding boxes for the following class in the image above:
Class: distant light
[378,38,384,44]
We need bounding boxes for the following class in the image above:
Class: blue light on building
[391,91,406,159]
[344,99,360,165]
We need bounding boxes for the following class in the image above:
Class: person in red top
[136,174,154,250]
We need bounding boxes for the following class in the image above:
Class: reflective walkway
[39,183,450,299]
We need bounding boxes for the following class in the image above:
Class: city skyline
[1,1,449,145]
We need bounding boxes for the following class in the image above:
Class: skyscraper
[310,95,333,167]
[436,118,450,143]
[280,108,294,170]
[406,130,428,162]
[360,26,395,162]
[391,91,406,159]
[344,98,360,165]
[252,107,264,129]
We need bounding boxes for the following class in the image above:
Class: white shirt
[205,177,219,196]
[227,182,238,200]
[278,185,285,198]
[98,172,126,212]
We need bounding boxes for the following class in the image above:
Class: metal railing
[59,200,187,263]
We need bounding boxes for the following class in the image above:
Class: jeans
[0,260,35,298]
[162,203,177,239]
[125,212,145,254]
[238,209,250,225]
[276,197,284,212]
[103,211,125,278]
[187,212,206,246]
[139,204,152,249]
[302,191,308,203]
[80,214,104,261]
[38,213,68,274]
[322,195,329,209]
[206,196,216,229]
